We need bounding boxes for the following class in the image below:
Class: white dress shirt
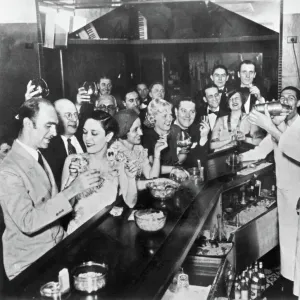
[207,106,219,130]
[16,139,39,161]
[61,135,84,155]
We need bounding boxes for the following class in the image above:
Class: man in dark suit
[0,98,102,279]
[41,99,86,189]
[172,97,210,168]
[236,60,266,114]
[210,64,232,114]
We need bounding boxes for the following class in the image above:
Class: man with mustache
[0,98,102,279]
[42,99,85,189]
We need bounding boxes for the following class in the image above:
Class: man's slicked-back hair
[16,97,54,135]
[175,96,195,109]
[203,83,219,95]
[99,74,112,82]
[238,60,256,72]
[149,81,164,92]
[211,64,228,76]
[281,86,300,100]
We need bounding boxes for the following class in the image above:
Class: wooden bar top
[1,144,274,300]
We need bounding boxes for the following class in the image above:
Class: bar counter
[1,144,276,300]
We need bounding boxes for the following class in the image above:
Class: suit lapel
[11,142,53,198]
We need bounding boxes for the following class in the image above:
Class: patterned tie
[67,138,77,155]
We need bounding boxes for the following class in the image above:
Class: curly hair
[144,98,173,128]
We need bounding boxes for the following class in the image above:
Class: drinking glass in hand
[177,131,192,154]
[236,131,245,141]
[200,115,209,123]
[31,78,49,98]
[82,81,98,103]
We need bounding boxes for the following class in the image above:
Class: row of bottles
[233,261,266,300]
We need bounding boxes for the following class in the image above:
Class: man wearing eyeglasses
[42,99,85,189]
[94,94,118,116]
[241,86,300,292]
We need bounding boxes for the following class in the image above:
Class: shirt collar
[174,120,188,131]
[240,83,253,88]
[16,139,39,161]
[61,135,76,143]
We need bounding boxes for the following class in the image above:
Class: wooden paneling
[0,23,39,138]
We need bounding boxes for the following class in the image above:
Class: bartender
[240,86,300,290]
[278,96,300,297]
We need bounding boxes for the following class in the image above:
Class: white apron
[277,188,299,281]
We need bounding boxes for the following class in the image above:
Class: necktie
[38,151,45,169]
[67,138,77,155]
[208,110,218,115]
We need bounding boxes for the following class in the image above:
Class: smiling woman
[210,90,263,152]
[60,110,138,234]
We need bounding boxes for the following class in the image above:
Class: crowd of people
[1,58,300,297]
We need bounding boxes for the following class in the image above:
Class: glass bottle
[241,278,249,300]
[250,266,261,300]
[258,262,266,293]
[240,192,247,206]
[217,214,227,242]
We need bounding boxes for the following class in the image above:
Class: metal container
[134,208,167,232]
[253,102,292,116]
[73,261,108,293]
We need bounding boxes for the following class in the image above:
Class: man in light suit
[0,98,102,279]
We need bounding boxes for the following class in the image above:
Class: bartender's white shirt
[242,115,300,189]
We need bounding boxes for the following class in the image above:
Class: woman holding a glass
[210,90,263,152]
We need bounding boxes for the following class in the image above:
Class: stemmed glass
[176,131,192,153]
[31,78,49,97]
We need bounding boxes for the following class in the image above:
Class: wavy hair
[144,98,173,128]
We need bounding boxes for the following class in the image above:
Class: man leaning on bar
[0,98,103,280]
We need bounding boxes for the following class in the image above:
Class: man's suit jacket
[0,141,72,279]
[234,81,266,112]
[41,134,86,190]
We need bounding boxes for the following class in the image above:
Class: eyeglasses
[62,112,79,120]
[96,105,116,111]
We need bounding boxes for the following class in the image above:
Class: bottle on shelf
[255,180,261,198]
[217,214,227,242]
[249,186,255,202]
[250,265,261,300]
[240,192,247,206]
[241,278,249,300]
[258,262,266,292]
[269,185,276,197]
[234,281,241,300]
